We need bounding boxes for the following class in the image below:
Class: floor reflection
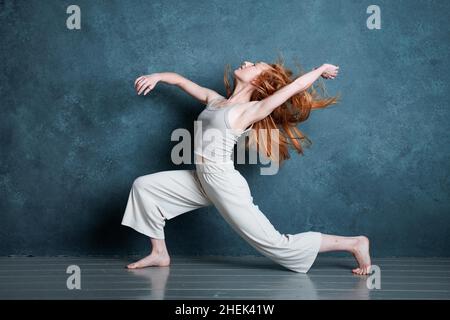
[126,267,171,300]
[122,257,371,300]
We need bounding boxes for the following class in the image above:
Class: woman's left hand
[320,64,339,80]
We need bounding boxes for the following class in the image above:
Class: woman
[122,58,371,275]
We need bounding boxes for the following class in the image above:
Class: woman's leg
[319,234,371,275]
[196,169,322,273]
[127,238,171,269]
[196,167,372,275]
[122,169,212,269]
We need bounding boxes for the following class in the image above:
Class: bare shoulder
[205,92,226,105]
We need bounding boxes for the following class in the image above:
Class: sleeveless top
[194,97,254,164]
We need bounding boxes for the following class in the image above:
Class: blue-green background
[1,0,449,256]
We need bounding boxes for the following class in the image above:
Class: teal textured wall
[1,0,449,256]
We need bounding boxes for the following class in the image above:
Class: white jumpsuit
[121,97,322,273]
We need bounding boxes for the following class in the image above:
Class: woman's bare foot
[351,236,371,275]
[127,251,171,269]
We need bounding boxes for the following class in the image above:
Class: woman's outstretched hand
[134,73,161,95]
[320,64,339,80]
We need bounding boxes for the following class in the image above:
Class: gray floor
[0,256,449,300]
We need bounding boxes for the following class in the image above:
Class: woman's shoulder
[206,94,226,105]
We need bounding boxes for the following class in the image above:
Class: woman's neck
[227,83,254,103]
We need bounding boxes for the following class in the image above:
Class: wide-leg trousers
[121,161,322,273]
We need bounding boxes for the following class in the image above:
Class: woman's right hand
[320,64,339,79]
[134,73,161,95]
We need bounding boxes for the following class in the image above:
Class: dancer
[122,58,371,275]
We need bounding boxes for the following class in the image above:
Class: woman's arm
[135,72,222,105]
[245,64,339,123]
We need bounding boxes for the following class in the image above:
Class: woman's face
[234,60,269,84]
